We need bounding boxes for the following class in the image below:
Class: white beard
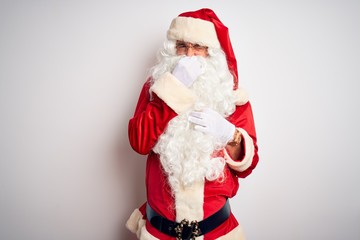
[152,55,236,193]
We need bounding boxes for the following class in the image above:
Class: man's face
[175,40,209,57]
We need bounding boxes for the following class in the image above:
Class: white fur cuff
[150,72,197,114]
[224,128,255,172]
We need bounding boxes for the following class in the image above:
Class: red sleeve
[227,102,259,178]
[128,80,178,155]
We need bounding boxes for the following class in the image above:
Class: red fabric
[128,81,259,239]
[227,103,259,178]
[179,8,239,90]
[128,80,177,155]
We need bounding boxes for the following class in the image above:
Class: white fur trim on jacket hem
[138,226,160,240]
[150,72,197,114]
[126,208,146,239]
[167,16,221,48]
[224,128,255,172]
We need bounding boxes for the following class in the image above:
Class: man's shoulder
[234,87,249,106]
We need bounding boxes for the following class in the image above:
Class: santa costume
[126,8,259,240]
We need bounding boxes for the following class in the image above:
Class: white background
[1,0,359,239]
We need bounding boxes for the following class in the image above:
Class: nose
[185,47,195,56]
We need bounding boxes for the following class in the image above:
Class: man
[126,8,259,240]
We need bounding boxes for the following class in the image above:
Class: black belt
[146,199,231,240]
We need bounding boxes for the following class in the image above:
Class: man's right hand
[172,56,204,87]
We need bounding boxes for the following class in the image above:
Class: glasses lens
[176,41,207,53]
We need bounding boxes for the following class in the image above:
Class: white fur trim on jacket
[167,16,221,48]
[234,87,249,106]
[138,226,160,240]
[126,208,161,240]
[125,208,146,239]
[224,128,255,172]
[174,180,205,221]
[174,180,205,240]
[150,72,197,114]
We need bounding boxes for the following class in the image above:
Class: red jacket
[127,74,259,239]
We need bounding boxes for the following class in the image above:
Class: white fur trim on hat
[167,16,221,48]
[224,128,255,172]
[150,72,197,114]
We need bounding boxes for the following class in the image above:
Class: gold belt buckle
[175,219,201,240]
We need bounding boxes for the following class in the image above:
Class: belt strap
[146,199,231,239]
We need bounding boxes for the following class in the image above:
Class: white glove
[172,56,204,87]
[188,108,235,146]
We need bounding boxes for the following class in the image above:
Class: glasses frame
[175,41,208,55]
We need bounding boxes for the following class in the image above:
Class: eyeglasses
[175,41,208,54]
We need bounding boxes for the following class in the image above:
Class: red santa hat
[167,8,239,89]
